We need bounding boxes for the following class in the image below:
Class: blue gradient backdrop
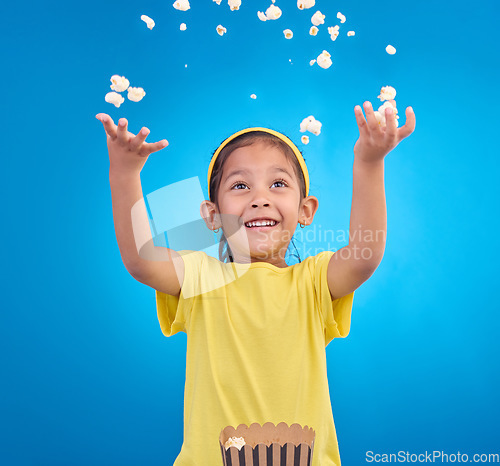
[1,0,499,464]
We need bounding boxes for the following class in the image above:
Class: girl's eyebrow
[224,167,293,183]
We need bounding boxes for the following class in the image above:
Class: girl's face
[214,141,314,267]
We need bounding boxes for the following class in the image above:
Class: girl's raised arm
[97,114,184,297]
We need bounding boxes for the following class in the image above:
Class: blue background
[2,0,499,464]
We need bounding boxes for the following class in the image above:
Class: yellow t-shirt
[155,249,354,466]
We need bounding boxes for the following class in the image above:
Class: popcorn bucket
[219,422,315,466]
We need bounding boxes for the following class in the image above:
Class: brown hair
[208,131,307,264]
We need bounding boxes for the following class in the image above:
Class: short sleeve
[314,250,355,346]
[155,250,204,337]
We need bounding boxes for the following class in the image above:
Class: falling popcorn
[127,87,146,102]
[309,26,318,36]
[180,23,187,30]
[257,11,267,21]
[250,94,257,99]
[374,100,399,128]
[309,59,316,66]
[105,92,125,108]
[297,0,315,10]
[374,111,399,128]
[337,12,346,23]
[316,50,332,69]
[283,29,293,39]
[311,11,325,26]
[213,0,222,3]
[110,75,130,93]
[216,25,227,35]
[228,0,241,11]
[386,45,396,55]
[328,25,339,41]
[347,31,355,36]
[300,116,322,136]
[140,15,155,30]
[301,135,310,144]
[378,85,396,101]
[258,4,282,20]
[173,0,190,11]
[266,4,282,19]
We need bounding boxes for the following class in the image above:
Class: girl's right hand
[96,113,169,175]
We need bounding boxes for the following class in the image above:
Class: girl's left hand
[353,101,416,163]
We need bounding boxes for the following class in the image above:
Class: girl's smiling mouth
[244,218,279,230]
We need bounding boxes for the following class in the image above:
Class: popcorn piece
[378,100,398,115]
[110,75,130,93]
[259,3,282,20]
[105,92,125,108]
[373,111,384,126]
[140,15,155,30]
[309,59,316,66]
[328,25,339,41]
[180,23,187,30]
[265,4,282,20]
[316,50,332,69]
[337,12,346,23]
[374,110,399,128]
[228,0,241,11]
[374,101,400,128]
[173,0,190,11]
[311,11,325,26]
[297,0,315,10]
[257,11,268,21]
[301,135,310,144]
[300,115,322,136]
[213,0,222,4]
[283,29,293,39]
[347,31,355,36]
[309,26,318,36]
[250,94,257,99]
[378,85,396,101]
[216,25,227,35]
[127,87,146,102]
[386,45,396,55]
[224,437,246,451]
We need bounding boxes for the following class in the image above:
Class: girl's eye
[232,182,248,190]
[272,179,287,188]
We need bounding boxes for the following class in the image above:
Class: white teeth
[245,220,277,227]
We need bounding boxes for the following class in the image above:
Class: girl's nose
[252,201,270,207]
[250,185,272,207]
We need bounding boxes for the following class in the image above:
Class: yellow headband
[207,127,310,199]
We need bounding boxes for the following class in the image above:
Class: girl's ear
[200,200,221,231]
[300,195,319,226]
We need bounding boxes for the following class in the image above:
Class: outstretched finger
[384,107,398,140]
[354,105,369,138]
[96,113,117,139]
[130,127,150,151]
[117,118,129,144]
[139,139,169,157]
[397,107,416,141]
[363,101,379,133]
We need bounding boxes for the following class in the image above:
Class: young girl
[96,103,416,465]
